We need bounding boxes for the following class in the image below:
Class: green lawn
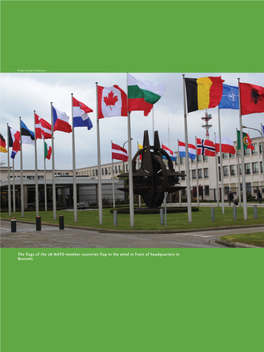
[220,233,264,248]
[1,206,263,231]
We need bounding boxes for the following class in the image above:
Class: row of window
[78,164,129,177]
[222,162,263,177]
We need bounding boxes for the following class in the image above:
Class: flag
[196,138,215,157]
[8,126,20,151]
[185,76,224,113]
[128,74,166,116]
[219,84,239,109]
[40,118,52,139]
[11,150,17,159]
[240,82,264,115]
[179,141,196,160]
[97,85,127,119]
[73,97,93,129]
[237,130,254,151]
[35,113,42,139]
[0,134,8,153]
[52,106,72,133]
[21,120,35,146]
[262,125,264,135]
[112,143,128,162]
[215,136,236,154]
[138,143,143,160]
[44,141,52,160]
[162,144,176,161]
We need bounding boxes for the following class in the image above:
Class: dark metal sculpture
[118,130,186,208]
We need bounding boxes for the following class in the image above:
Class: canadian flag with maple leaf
[97,85,127,119]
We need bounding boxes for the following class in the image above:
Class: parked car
[77,202,90,209]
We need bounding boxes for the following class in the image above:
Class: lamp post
[123,138,133,205]
[242,125,264,185]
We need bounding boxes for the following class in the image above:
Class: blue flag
[219,84,239,110]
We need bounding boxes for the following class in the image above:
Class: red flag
[112,142,128,162]
[240,82,264,115]
[196,138,215,157]
[35,113,42,139]
[215,136,236,154]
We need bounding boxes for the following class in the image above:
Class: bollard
[233,206,237,221]
[36,216,41,231]
[11,217,16,232]
[113,210,118,226]
[59,215,64,230]
[211,207,215,222]
[253,205,257,219]
[160,208,164,225]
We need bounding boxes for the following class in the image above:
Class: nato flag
[219,84,239,109]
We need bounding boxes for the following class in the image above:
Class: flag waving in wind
[53,106,72,133]
[112,143,128,162]
[196,138,215,157]
[0,134,8,153]
[219,84,239,110]
[35,114,52,139]
[128,74,166,116]
[240,82,264,115]
[44,141,52,159]
[8,126,20,152]
[21,120,35,146]
[97,85,127,119]
[237,130,254,151]
[162,144,176,161]
[215,136,236,154]
[73,97,93,129]
[179,141,196,159]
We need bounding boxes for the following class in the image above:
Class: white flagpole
[238,78,247,220]
[261,123,264,184]
[44,141,47,212]
[177,139,182,206]
[19,117,24,218]
[111,141,115,209]
[127,111,134,227]
[182,75,192,223]
[7,123,11,216]
[13,157,16,213]
[236,128,242,207]
[137,141,141,208]
[217,106,225,214]
[214,132,219,207]
[71,93,77,223]
[96,82,103,225]
[51,102,56,221]
[195,136,199,207]
[34,111,39,217]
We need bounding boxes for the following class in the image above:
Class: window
[222,153,228,159]
[246,183,251,193]
[244,148,250,156]
[252,143,258,155]
[115,166,118,173]
[223,166,228,177]
[229,153,235,159]
[204,168,209,178]
[180,157,185,165]
[203,155,208,162]
[197,155,202,162]
[105,168,108,175]
[126,164,129,172]
[181,171,185,181]
[93,170,95,177]
[245,163,250,174]
[230,165,236,176]
[118,165,121,172]
[261,162,263,174]
[252,162,259,174]
[27,176,34,180]
[259,144,263,154]
[96,169,98,176]
[38,176,44,180]
[192,170,196,179]
[198,169,202,179]
[175,158,178,165]
[102,168,104,175]
[205,186,209,196]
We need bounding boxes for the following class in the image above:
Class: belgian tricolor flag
[0,133,8,153]
[185,77,224,113]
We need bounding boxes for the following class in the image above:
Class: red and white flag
[196,138,215,157]
[215,136,236,154]
[112,142,128,162]
[35,113,52,139]
[98,85,127,119]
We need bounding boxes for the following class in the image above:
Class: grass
[1,206,263,232]
[220,233,264,248]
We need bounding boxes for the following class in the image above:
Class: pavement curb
[215,239,262,248]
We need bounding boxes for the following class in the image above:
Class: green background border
[1,1,264,351]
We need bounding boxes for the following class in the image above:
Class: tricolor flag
[11,150,18,159]
[0,134,8,153]
[52,106,72,133]
[44,141,52,160]
[8,126,20,152]
[21,120,35,146]
[240,82,264,115]
[97,85,127,119]
[128,74,166,116]
[196,138,215,157]
[138,143,143,160]
[162,144,176,161]
[112,143,128,162]
[35,114,52,139]
[215,136,236,154]
[219,84,239,110]
[185,76,224,113]
[179,141,196,160]
[237,130,254,151]
[73,97,93,129]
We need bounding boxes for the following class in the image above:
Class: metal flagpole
[195,136,199,207]
[182,75,192,223]
[236,128,242,207]
[34,111,39,217]
[217,106,225,214]
[44,141,47,212]
[13,157,16,213]
[214,132,219,207]
[261,123,264,184]
[238,78,247,220]
[137,142,141,208]
[7,123,11,216]
[96,82,103,225]
[51,102,56,221]
[177,139,182,206]
[127,111,134,227]
[71,93,77,223]
[19,117,24,218]
[111,141,115,209]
